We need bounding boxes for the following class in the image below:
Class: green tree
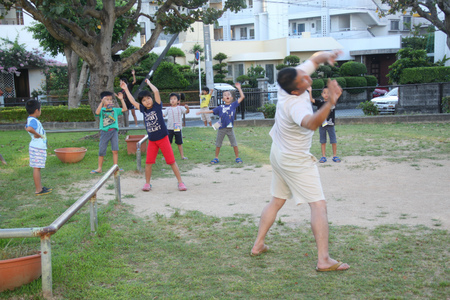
[340,61,367,76]
[387,48,432,84]
[152,61,189,90]
[0,0,245,115]
[283,55,300,66]
[246,65,265,88]
[213,52,228,83]
[167,47,185,64]
[380,0,450,49]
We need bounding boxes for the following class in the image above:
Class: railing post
[90,194,98,232]
[136,146,142,173]
[114,170,121,203]
[40,234,53,299]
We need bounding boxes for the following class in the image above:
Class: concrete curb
[1,114,449,131]
[235,113,450,127]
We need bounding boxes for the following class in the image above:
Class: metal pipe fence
[0,165,121,299]
[136,135,149,173]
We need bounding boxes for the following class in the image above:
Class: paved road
[184,108,364,128]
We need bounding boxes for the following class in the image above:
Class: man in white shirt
[251,51,350,272]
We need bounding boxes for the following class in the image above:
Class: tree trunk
[75,61,89,106]
[65,47,80,108]
[88,61,125,127]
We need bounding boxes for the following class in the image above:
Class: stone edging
[1,114,449,131]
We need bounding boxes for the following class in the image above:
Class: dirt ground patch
[95,156,450,230]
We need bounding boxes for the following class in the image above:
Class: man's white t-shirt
[269,60,316,156]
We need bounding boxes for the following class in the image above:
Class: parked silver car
[370,87,398,114]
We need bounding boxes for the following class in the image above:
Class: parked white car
[370,87,398,114]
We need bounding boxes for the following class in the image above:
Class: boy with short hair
[25,99,51,195]
[197,83,245,164]
[91,91,127,174]
[310,87,340,163]
[199,87,213,126]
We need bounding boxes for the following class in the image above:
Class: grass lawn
[0,123,449,299]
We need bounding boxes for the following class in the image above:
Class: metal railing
[136,135,149,172]
[0,165,121,299]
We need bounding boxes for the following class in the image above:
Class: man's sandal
[332,156,341,163]
[210,158,219,164]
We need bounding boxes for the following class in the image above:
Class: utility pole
[203,2,214,93]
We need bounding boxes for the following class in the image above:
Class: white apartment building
[212,0,434,85]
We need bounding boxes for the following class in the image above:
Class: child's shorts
[216,128,237,147]
[29,146,47,168]
[146,136,175,165]
[200,107,211,122]
[168,130,183,145]
[270,142,325,205]
[319,125,337,144]
[98,129,119,156]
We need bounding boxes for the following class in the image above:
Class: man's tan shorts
[200,107,211,122]
[270,143,325,205]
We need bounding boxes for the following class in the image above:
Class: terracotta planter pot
[0,253,42,292]
[54,147,87,163]
[125,135,147,155]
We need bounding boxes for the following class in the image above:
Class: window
[233,64,244,80]
[403,16,411,30]
[265,64,274,84]
[240,27,248,40]
[297,23,305,33]
[249,28,254,39]
[390,20,399,31]
[228,65,233,77]
[16,7,24,25]
[292,22,297,35]
[248,0,253,8]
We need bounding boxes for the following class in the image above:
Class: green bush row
[312,75,375,96]
[400,66,450,84]
[0,105,95,123]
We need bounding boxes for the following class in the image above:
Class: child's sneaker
[36,187,52,196]
[142,183,151,191]
[178,182,187,191]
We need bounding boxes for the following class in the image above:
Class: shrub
[0,105,95,123]
[358,101,379,116]
[330,77,346,88]
[344,77,367,94]
[311,79,324,98]
[257,103,276,119]
[399,66,450,84]
[365,75,378,87]
[152,61,189,90]
[340,61,367,76]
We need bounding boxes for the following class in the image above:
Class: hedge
[330,77,347,88]
[400,66,450,84]
[364,75,378,87]
[0,105,95,123]
[340,61,367,76]
[311,79,325,98]
[343,77,367,94]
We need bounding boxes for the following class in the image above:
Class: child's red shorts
[146,136,176,165]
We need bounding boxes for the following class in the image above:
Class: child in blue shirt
[120,79,187,192]
[25,99,51,195]
[197,82,245,164]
